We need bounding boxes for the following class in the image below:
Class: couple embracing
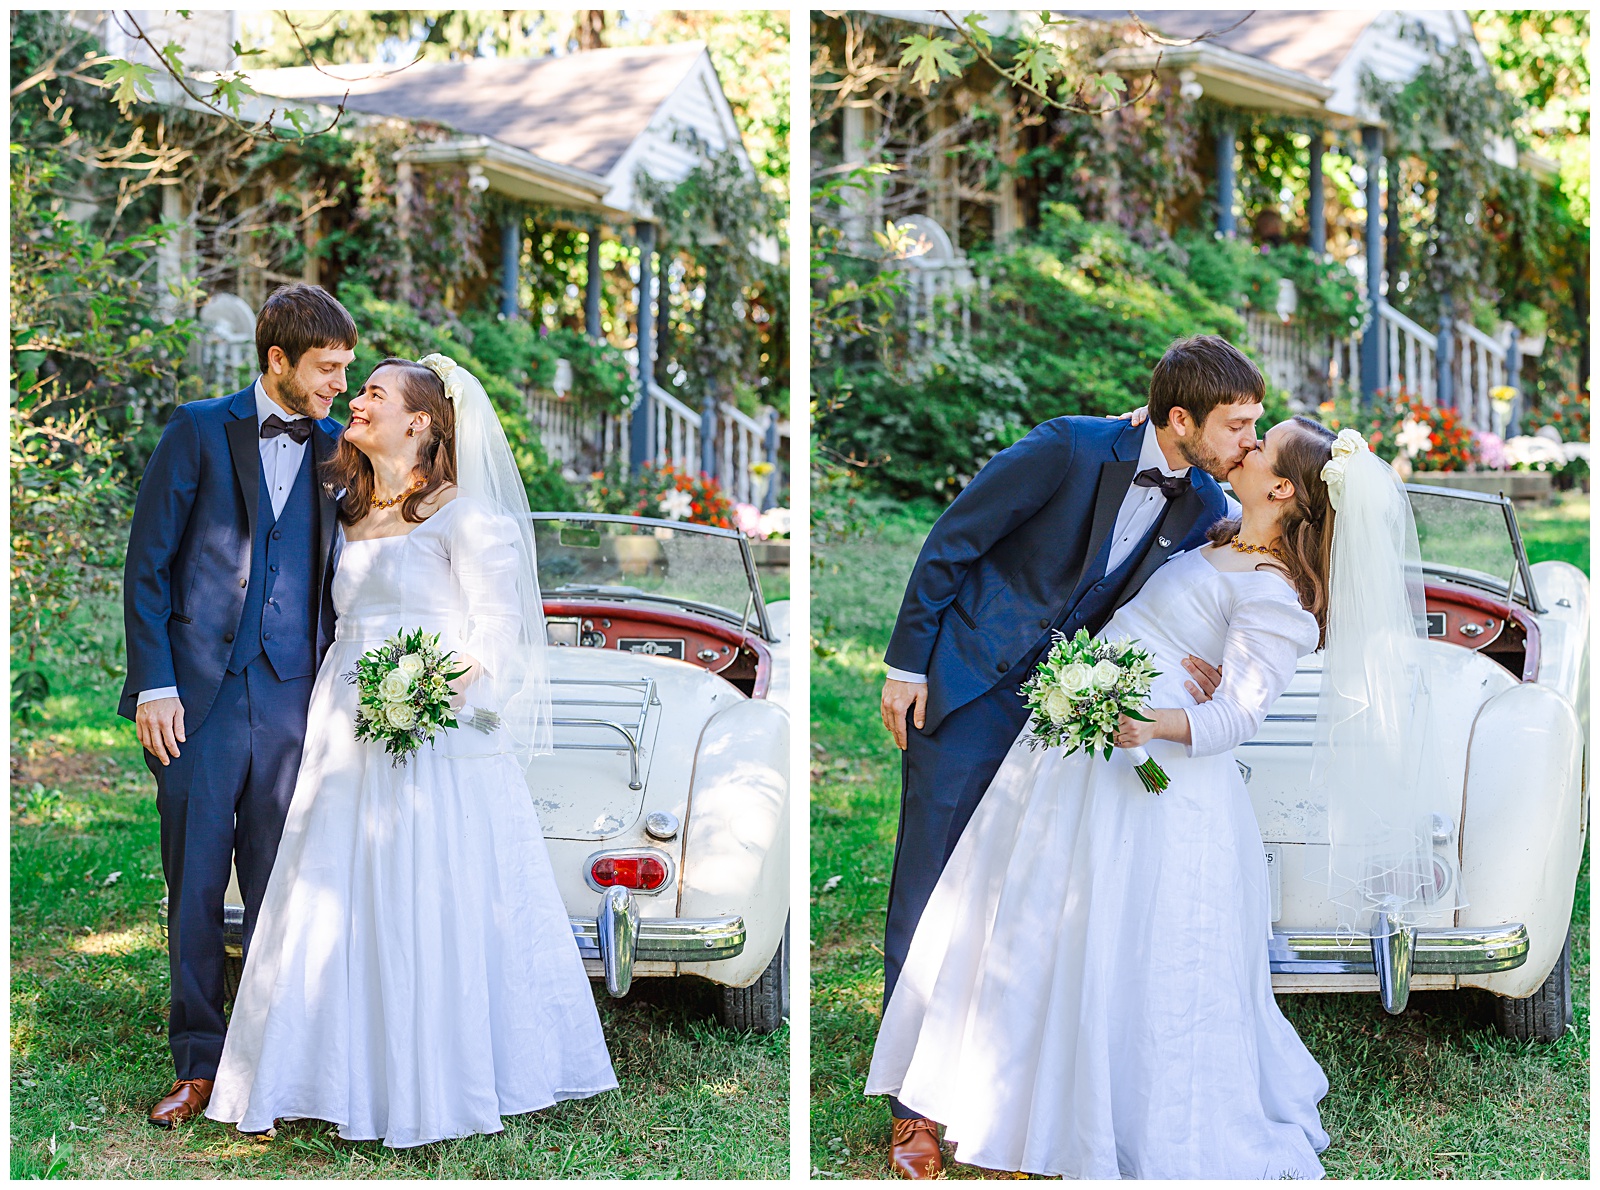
[870,335,1415,1178]
[124,284,615,1146]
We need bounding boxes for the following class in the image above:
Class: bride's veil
[1311,431,1459,935]
[419,353,554,760]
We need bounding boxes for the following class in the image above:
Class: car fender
[676,698,790,988]
[1458,682,1583,998]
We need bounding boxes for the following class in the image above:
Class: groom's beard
[272,370,322,418]
[1178,436,1246,483]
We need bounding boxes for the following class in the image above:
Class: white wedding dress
[208,497,617,1148]
[866,548,1331,1179]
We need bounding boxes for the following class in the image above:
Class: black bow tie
[1133,467,1191,500]
[260,413,312,444]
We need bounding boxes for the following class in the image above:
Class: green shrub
[545,328,636,415]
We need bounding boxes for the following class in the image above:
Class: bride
[867,416,1418,1178]
[207,354,616,1147]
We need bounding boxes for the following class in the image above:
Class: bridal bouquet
[1021,628,1170,793]
[348,629,468,766]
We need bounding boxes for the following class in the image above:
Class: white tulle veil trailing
[1310,430,1460,937]
[418,353,554,760]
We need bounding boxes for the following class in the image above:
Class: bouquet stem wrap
[1021,628,1170,794]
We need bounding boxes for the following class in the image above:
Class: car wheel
[223,954,244,1003]
[717,917,788,1034]
[1493,927,1573,1043]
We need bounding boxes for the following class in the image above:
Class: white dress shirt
[886,421,1191,686]
[138,378,310,706]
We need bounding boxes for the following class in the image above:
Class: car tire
[717,917,788,1034]
[223,954,244,1003]
[1493,927,1573,1043]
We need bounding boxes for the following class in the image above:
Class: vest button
[223,632,234,643]
[239,578,248,588]
[272,530,282,540]
[997,660,1010,673]
[263,632,273,641]
[270,563,279,573]
[1039,618,1050,629]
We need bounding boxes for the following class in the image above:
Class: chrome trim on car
[596,886,640,997]
[1269,923,1529,979]
[1370,904,1416,1014]
[550,677,657,789]
[570,913,746,968]
[583,846,677,895]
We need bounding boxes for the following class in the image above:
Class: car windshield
[532,515,767,635]
[1407,486,1533,605]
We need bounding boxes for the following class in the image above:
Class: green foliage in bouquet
[1022,628,1159,760]
[348,629,468,766]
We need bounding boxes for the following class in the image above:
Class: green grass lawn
[11,611,789,1180]
[810,492,1590,1179]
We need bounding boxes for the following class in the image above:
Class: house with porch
[826,9,1564,434]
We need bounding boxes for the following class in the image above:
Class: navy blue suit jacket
[885,417,1231,734]
[120,385,342,728]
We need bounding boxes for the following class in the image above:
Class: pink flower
[732,502,762,537]
[1474,431,1508,470]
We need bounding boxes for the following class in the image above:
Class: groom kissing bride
[124,283,614,1145]
[871,335,1352,1178]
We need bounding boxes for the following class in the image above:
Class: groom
[875,335,1263,1177]
[121,283,355,1127]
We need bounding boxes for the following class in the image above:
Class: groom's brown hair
[256,283,358,371]
[1146,335,1265,428]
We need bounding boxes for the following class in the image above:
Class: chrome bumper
[572,889,745,998]
[1270,922,1529,1013]
[160,893,747,994]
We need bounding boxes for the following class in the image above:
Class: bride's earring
[406,427,416,438]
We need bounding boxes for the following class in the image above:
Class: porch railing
[529,375,784,509]
[1454,320,1509,431]
[1380,302,1438,406]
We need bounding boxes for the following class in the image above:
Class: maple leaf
[100,59,159,114]
[900,33,961,93]
[209,74,259,116]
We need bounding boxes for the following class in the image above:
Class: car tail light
[591,855,668,891]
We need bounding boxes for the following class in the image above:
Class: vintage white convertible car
[531,512,790,1033]
[1246,484,1588,1041]
[175,513,791,1034]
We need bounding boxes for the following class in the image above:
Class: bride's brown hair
[1206,415,1338,646]
[323,358,457,526]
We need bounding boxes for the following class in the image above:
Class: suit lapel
[1068,420,1147,599]
[1118,483,1211,604]
[224,389,261,545]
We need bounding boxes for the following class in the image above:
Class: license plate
[1263,846,1282,922]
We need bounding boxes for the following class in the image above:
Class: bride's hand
[1114,710,1160,748]
[1107,406,1149,427]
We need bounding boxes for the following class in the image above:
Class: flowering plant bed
[586,461,735,528]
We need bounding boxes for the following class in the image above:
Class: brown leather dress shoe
[148,1078,214,1128]
[890,1116,943,1179]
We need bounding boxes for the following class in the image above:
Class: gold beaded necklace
[370,480,424,510]
[1229,535,1284,561]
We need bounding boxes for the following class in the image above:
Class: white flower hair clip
[1320,428,1370,510]
[417,353,464,402]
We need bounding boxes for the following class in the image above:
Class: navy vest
[228,449,320,679]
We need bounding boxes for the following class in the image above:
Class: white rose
[397,654,425,679]
[1059,662,1095,696]
[1041,685,1075,724]
[385,701,418,730]
[378,670,414,701]
[1091,659,1122,690]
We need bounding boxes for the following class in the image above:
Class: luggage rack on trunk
[550,678,657,789]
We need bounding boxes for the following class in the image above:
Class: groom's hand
[1181,656,1222,702]
[136,697,186,766]
[881,679,927,750]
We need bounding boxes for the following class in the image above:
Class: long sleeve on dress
[447,501,525,683]
[1183,577,1320,758]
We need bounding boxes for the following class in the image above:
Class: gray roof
[1071,10,1376,80]
[245,43,705,178]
